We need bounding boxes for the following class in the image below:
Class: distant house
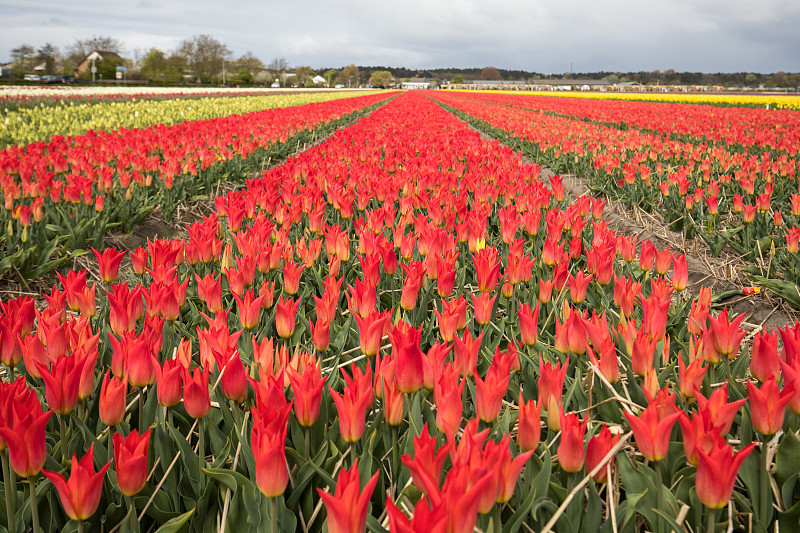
[312,75,327,85]
[76,50,122,74]
[401,78,430,89]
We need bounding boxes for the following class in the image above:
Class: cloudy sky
[2,0,799,73]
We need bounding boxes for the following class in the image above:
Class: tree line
[6,35,798,89]
[4,35,394,87]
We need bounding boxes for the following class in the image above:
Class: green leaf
[201,467,255,495]
[153,508,195,533]
[775,431,800,509]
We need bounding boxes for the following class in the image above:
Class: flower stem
[761,435,770,525]
[271,496,278,533]
[493,503,502,533]
[138,387,145,432]
[304,426,311,461]
[655,460,664,533]
[28,478,38,533]
[707,506,716,532]
[77,519,84,533]
[199,417,206,493]
[129,495,137,532]
[2,451,16,533]
[59,414,68,464]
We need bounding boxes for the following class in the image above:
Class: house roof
[81,50,123,64]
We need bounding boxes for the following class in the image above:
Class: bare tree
[176,34,232,83]
[479,66,501,80]
[267,57,288,73]
[67,35,124,59]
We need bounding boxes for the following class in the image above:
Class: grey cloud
[2,0,798,72]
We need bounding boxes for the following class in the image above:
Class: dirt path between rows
[467,123,799,335]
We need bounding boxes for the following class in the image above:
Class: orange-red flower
[390,321,425,394]
[586,425,619,483]
[354,310,390,357]
[0,387,52,477]
[182,366,210,419]
[557,411,588,473]
[708,307,746,360]
[113,429,151,496]
[275,295,301,339]
[329,364,373,443]
[624,400,681,462]
[36,354,83,415]
[517,392,541,452]
[748,376,794,436]
[92,247,126,284]
[517,302,540,346]
[749,329,781,383]
[99,370,127,426]
[43,444,111,521]
[287,357,325,427]
[318,461,379,533]
[696,440,756,509]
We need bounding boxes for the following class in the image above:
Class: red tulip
[472,247,501,292]
[495,438,535,503]
[452,329,482,378]
[708,307,746,360]
[152,358,182,408]
[275,295,301,339]
[517,302,540,346]
[624,400,681,462]
[434,364,464,437]
[749,329,781,383]
[220,351,249,404]
[586,425,619,483]
[390,321,425,394]
[113,429,151,496]
[557,411,588,473]
[354,310,390,357]
[400,262,426,310]
[318,460,380,533]
[35,354,83,415]
[672,254,688,291]
[474,349,512,423]
[694,382,747,437]
[126,336,156,389]
[196,273,223,314]
[233,289,265,330]
[99,371,127,426]
[470,291,497,326]
[538,354,568,415]
[517,392,542,452]
[329,364,373,443]
[92,247,126,284]
[0,387,52,477]
[696,439,756,509]
[569,270,593,304]
[677,357,707,401]
[748,376,794,436]
[182,366,210,419]
[43,444,111,520]
[282,258,305,295]
[287,357,325,427]
[251,398,291,498]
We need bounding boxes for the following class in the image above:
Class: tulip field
[431,90,800,309]
[1,87,800,533]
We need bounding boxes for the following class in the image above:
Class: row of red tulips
[429,91,800,308]
[1,90,799,533]
[0,92,395,280]
[453,91,800,154]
